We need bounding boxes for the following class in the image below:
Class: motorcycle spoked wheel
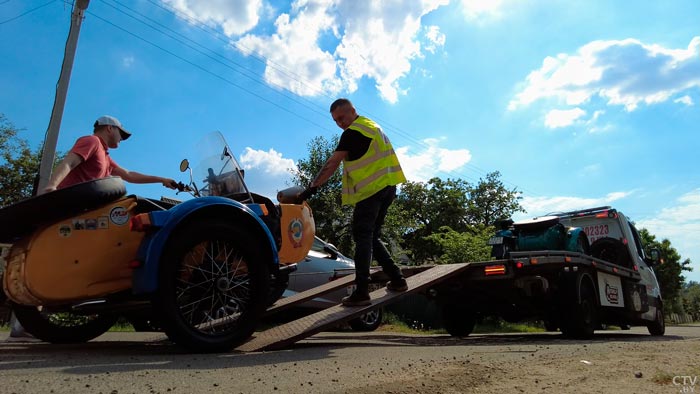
[349,307,383,332]
[12,303,118,343]
[153,220,269,353]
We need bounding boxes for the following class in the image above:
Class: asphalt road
[1,325,699,394]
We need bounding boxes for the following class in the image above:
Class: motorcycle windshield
[191,131,250,198]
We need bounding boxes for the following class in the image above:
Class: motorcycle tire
[349,307,383,332]
[0,177,126,243]
[12,303,117,343]
[152,218,270,353]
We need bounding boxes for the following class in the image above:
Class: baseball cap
[94,115,132,140]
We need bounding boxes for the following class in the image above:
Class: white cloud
[459,0,505,22]
[424,25,446,54]
[163,0,263,36]
[518,191,634,219]
[509,37,700,114]
[239,147,296,176]
[237,147,298,200]
[395,138,472,182]
[544,107,586,128]
[122,56,135,68]
[674,95,694,106]
[636,189,700,282]
[175,0,450,103]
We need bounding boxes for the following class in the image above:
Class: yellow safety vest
[341,116,406,205]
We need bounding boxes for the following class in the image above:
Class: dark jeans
[352,185,402,292]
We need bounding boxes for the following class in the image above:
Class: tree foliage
[0,114,41,207]
[466,171,525,226]
[639,228,693,314]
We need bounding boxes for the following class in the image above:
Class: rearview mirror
[179,159,190,173]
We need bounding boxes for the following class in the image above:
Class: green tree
[0,114,41,207]
[639,228,693,314]
[467,171,525,226]
[682,281,700,321]
[422,225,493,264]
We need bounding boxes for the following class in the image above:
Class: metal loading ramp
[236,262,471,352]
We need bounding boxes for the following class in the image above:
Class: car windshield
[190,131,251,200]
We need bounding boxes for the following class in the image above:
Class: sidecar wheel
[153,220,269,353]
[0,177,126,243]
[12,304,117,343]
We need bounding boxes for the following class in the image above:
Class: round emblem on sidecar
[287,218,303,248]
[109,206,129,226]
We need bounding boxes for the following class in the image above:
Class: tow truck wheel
[561,281,596,339]
[647,302,665,336]
[12,304,117,343]
[154,220,269,353]
[442,303,476,337]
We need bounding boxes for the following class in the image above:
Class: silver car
[284,237,383,331]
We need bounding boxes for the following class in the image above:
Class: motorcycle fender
[131,196,278,294]
[565,227,586,252]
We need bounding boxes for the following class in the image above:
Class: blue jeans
[352,185,402,292]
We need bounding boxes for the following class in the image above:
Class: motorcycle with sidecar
[0,131,314,352]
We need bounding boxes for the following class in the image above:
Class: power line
[94,2,532,194]
[140,1,505,186]
[0,0,55,25]
[85,9,331,132]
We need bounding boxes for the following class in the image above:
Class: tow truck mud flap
[597,272,624,308]
[237,263,470,352]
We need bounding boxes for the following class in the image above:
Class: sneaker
[341,291,371,307]
[386,278,408,292]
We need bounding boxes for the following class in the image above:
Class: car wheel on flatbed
[153,219,270,353]
[12,303,117,343]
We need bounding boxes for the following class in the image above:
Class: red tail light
[485,265,506,276]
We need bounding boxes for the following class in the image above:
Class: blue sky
[1,0,699,282]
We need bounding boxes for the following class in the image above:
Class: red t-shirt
[58,135,118,189]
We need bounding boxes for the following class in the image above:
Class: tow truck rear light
[633,265,639,271]
[485,265,506,276]
[565,256,572,263]
[595,210,618,218]
[515,261,524,269]
[530,258,538,265]
[130,213,152,232]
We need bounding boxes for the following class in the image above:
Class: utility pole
[36,0,90,193]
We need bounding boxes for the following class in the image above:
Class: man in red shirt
[42,115,177,193]
[7,115,177,342]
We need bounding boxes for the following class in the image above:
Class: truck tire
[12,303,117,343]
[153,219,270,353]
[442,303,476,337]
[560,279,596,339]
[0,177,126,243]
[349,308,383,332]
[590,237,631,267]
[647,302,665,336]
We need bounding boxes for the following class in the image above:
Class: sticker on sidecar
[287,218,303,247]
[59,224,71,237]
[109,206,129,226]
[98,216,109,229]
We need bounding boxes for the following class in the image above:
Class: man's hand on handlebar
[163,178,178,190]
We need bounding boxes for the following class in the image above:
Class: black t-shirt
[335,129,372,161]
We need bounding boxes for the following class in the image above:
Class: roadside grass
[378,311,545,335]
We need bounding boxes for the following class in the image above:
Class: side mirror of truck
[647,248,662,266]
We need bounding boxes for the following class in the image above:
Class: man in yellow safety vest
[301,98,407,306]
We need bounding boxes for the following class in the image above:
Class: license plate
[488,236,504,245]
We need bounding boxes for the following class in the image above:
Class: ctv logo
[674,376,698,393]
